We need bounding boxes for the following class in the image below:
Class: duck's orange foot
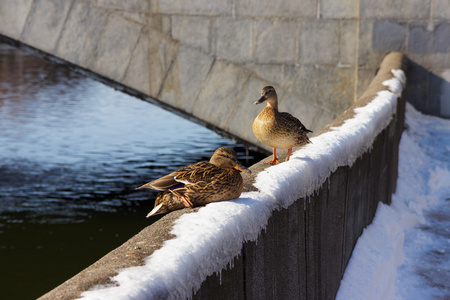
[180,196,194,208]
[264,148,280,164]
[264,158,280,165]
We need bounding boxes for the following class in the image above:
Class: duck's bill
[254,96,266,105]
[235,164,251,174]
[146,203,163,218]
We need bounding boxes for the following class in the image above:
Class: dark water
[0,44,264,299]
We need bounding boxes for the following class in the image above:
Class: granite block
[372,20,407,52]
[360,0,431,19]
[146,29,179,96]
[236,0,316,17]
[340,20,358,66]
[86,0,148,12]
[321,0,358,18]
[171,16,211,53]
[215,17,253,63]
[116,11,147,25]
[192,59,249,129]
[0,0,34,37]
[159,45,214,112]
[358,20,389,68]
[88,13,143,81]
[123,30,150,95]
[433,0,450,19]
[408,22,450,54]
[227,76,272,148]
[255,20,298,64]
[284,65,354,114]
[150,0,231,16]
[243,63,284,86]
[21,0,73,53]
[299,20,340,65]
[55,1,108,68]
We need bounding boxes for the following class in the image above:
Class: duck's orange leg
[264,148,280,165]
[180,196,194,208]
[285,148,292,162]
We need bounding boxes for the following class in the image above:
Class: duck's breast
[253,108,298,149]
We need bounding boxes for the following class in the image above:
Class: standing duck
[252,86,312,164]
[136,147,251,217]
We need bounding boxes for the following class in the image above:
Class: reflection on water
[0,44,264,299]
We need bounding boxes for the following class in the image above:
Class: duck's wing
[173,162,222,185]
[136,162,219,191]
[136,171,179,191]
[176,168,244,204]
[279,112,313,133]
[163,162,225,205]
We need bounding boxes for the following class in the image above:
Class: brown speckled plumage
[136,147,250,217]
[253,86,312,164]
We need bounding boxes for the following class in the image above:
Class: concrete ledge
[38,209,187,300]
[38,52,406,300]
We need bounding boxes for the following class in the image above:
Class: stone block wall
[0,0,449,152]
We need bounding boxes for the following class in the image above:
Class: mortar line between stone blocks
[156,41,180,99]
[53,0,76,55]
[85,10,111,69]
[231,0,236,17]
[316,0,321,19]
[223,74,252,131]
[189,56,217,111]
[120,25,146,83]
[18,0,38,40]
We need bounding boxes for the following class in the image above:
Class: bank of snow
[336,103,450,300]
[79,70,405,300]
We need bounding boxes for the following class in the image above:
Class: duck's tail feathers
[136,174,179,191]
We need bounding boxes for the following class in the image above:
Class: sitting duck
[136,147,251,217]
[252,86,312,164]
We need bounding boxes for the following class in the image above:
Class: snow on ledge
[80,70,406,300]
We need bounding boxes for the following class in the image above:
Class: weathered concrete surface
[1,0,448,155]
[38,52,405,300]
[37,208,190,300]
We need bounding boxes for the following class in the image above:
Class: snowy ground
[336,103,450,300]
